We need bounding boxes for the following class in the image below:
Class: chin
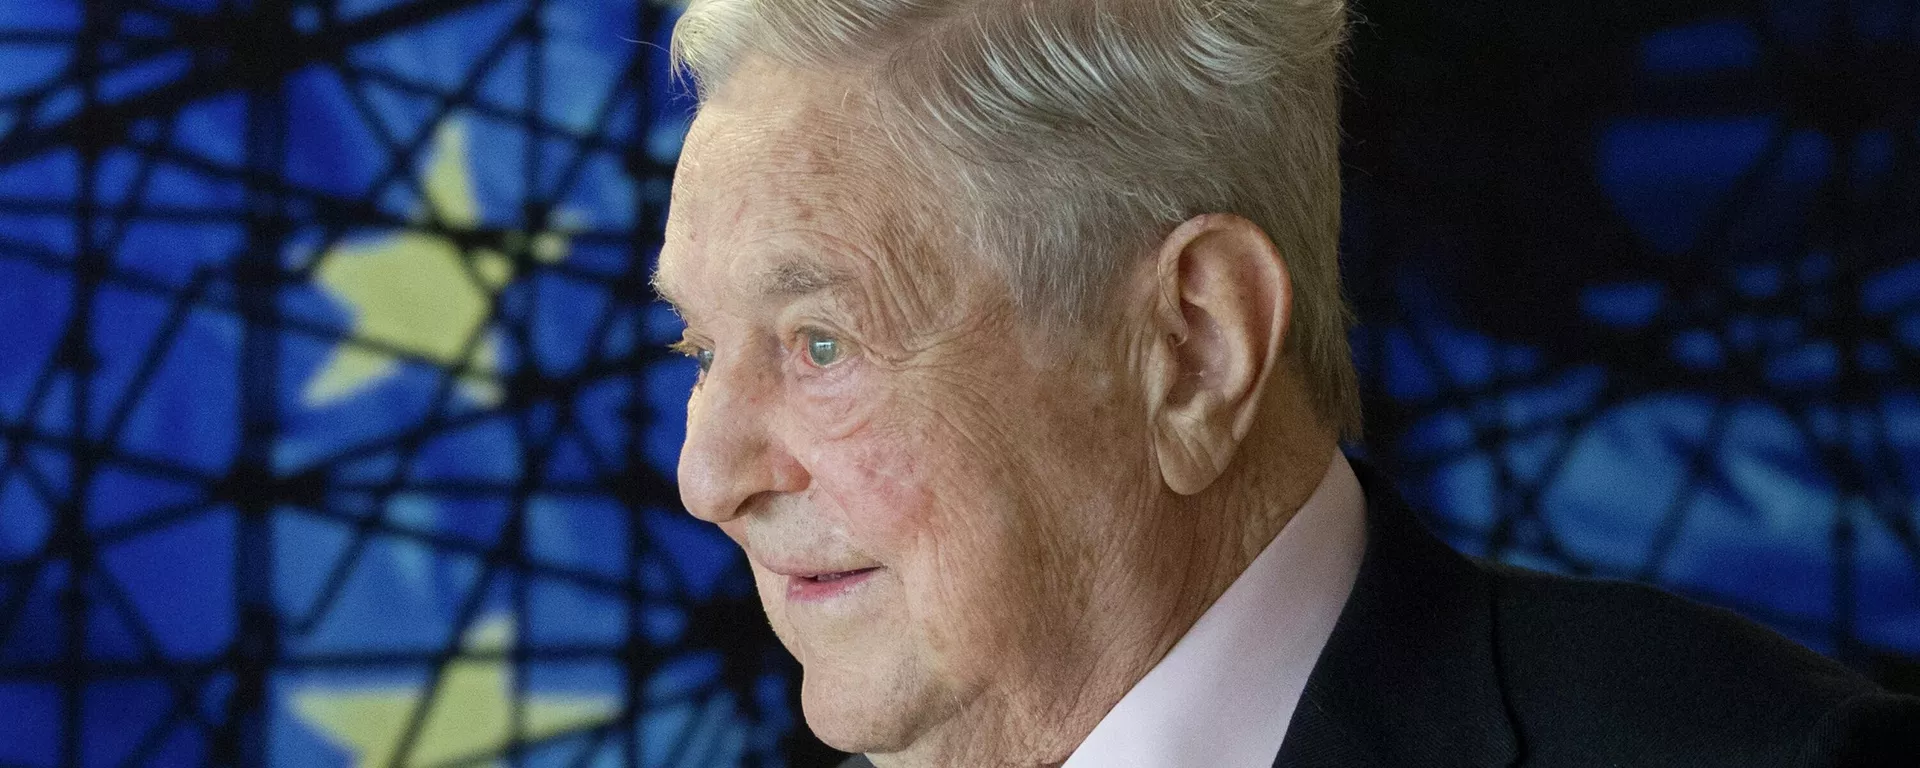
[797,657,933,756]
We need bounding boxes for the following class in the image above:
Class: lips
[804,568,876,583]
[786,566,881,601]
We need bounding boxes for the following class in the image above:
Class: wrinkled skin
[654,60,1334,767]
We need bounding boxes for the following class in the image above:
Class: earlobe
[1142,214,1292,496]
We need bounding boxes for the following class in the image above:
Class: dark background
[0,1,1912,767]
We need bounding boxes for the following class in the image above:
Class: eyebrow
[754,259,855,300]
[648,268,686,313]
[649,256,857,317]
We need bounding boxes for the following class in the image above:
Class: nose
[676,356,810,524]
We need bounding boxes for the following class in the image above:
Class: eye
[669,339,714,373]
[804,331,845,367]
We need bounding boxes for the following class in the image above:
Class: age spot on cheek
[827,438,937,541]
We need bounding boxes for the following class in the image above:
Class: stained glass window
[0,1,1914,767]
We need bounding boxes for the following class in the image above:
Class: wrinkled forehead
[671,112,869,241]
[657,65,939,306]
[679,65,878,192]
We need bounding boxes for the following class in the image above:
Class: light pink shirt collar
[1062,451,1368,768]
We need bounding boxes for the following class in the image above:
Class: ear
[1141,214,1292,496]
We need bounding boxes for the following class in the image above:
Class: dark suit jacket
[837,462,1920,767]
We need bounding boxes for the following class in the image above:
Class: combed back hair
[671,0,1362,437]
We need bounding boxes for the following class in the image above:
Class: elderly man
[649,0,1920,766]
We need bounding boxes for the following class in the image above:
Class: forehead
[656,65,927,308]
[682,71,871,195]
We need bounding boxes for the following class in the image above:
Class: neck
[873,417,1338,767]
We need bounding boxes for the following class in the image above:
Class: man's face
[653,66,1159,756]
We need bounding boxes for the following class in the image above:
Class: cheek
[787,369,938,544]
[796,369,1053,562]
[793,391,1015,584]
[803,415,1036,661]
[801,419,938,554]
[791,366,867,439]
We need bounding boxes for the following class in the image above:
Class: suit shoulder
[1800,690,1920,765]
[1480,561,1895,764]
[1485,561,1858,678]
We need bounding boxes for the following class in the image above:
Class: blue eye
[669,340,713,372]
[805,333,843,367]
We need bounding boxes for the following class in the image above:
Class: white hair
[671,0,1360,436]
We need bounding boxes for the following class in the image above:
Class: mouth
[786,566,882,602]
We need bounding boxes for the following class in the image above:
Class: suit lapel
[1274,459,1519,768]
